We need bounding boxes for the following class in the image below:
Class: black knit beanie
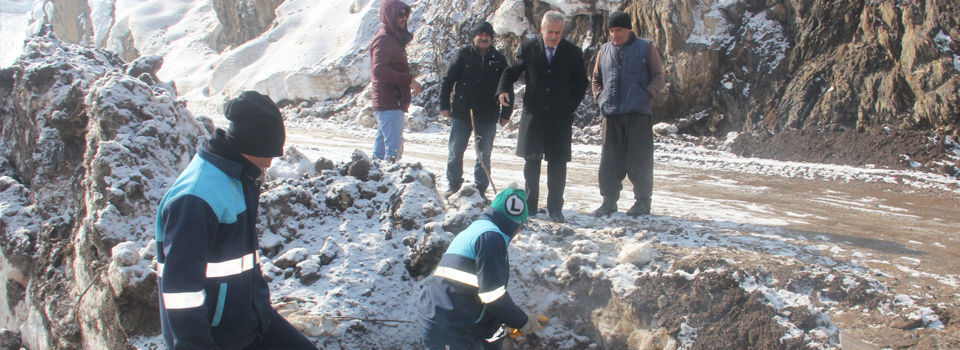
[222,91,285,158]
[471,22,495,39]
[607,11,632,30]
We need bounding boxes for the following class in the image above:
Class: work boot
[478,190,491,205]
[626,200,651,217]
[549,210,565,223]
[443,183,461,198]
[593,201,618,217]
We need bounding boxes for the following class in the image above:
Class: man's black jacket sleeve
[438,49,463,111]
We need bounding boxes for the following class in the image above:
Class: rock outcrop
[49,0,95,46]
[0,29,205,349]
[623,0,959,139]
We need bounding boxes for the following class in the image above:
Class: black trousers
[598,113,653,205]
[218,309,318,350]
[523,157,567,213]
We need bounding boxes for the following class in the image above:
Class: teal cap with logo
[491,182,528,225]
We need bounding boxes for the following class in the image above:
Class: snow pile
[617,242,653,265]
[488,0,529,37]
[685,0,739,49]
[881,294,946,330]
[267,146,318,180]
[107,241,157,305]
[652,122,679,135]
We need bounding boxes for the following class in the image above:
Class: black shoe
[549,210,565,223]
[626,201,651,217]
[593,202,617,217]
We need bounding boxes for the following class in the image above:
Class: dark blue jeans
[447,117,496,193]
[419,324,504,350]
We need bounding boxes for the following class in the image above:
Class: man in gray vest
[591,11,666,217]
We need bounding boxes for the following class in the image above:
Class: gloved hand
[518,313,546,334]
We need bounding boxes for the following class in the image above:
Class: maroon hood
[380,0,412,39]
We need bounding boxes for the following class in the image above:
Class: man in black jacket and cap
[156,91,318,350]
[439,22,512,201]
[496,11,589,223]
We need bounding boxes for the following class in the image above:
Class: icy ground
[127,114,959,349]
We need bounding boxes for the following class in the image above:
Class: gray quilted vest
[597,37,652,116]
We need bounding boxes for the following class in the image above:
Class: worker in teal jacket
[417,183,546,349]
[156,91,317,350]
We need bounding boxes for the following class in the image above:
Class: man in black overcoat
[497,10,589,223]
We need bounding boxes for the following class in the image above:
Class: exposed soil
[730,128,960,176]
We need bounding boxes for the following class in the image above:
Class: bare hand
[499,118,509,127]
[498,93,511,106]
[411,79,423,96]
[440,110,452,119]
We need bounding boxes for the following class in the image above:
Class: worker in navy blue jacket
[416,183,546,349]
[156,91,317,350]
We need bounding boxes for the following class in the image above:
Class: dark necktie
[547,47,555,64]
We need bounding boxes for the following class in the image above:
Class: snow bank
[101,0,382,115]
[0,0,35,67]
[488,0,528,37]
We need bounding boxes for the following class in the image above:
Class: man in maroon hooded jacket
[370,0,422,162]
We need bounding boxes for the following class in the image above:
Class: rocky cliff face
[212,0,285,52]
[49,0,94,46]
[623,0,959,139]
[0,28,206,349]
